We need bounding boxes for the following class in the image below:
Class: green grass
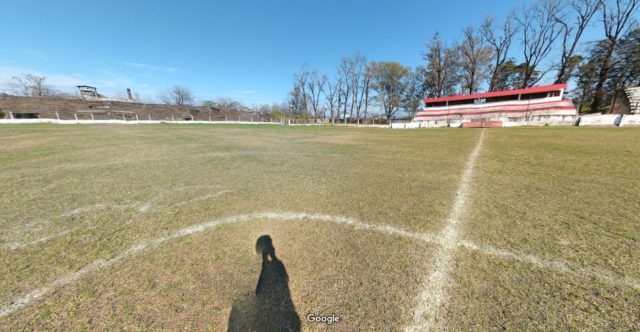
[0,124,638,330]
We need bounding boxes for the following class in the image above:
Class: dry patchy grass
[448,127,640,330]
[1,124,477,330]
[1,125,638,330]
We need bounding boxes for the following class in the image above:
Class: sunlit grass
[0,125,638,330]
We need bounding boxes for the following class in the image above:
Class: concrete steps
[626,87,640,114]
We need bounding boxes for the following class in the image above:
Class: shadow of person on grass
[227,235,301,332]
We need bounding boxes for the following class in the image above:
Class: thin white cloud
[0,66,77,93]
[123,62,179,73]
[0,66,157,101]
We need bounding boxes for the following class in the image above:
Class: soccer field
[1,124,639,330]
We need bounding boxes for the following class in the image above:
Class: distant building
[413,84,578,127]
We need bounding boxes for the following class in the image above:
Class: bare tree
[306,70,325,122]
[9,74,56,97]
[354,62,372,124]
[591,0,639,113]
[423,32,460,97]
[338,56,355,123]
[294,66,310,117]
[482,14,519,91]
[460,25,494,94]
[160,85,194,105]
[554,0,602,83]
[202,97,246,110]
[335,71,345,124]
[516,0,563,88]
[362,63,372,122]
[348,52,367,125]
[320,75,340,123]
[320,74,340,124]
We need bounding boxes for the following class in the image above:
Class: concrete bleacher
[625,87,640,114]
[0,95,268,122]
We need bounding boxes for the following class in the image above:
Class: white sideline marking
[407,129,485,332]
[2,210,638,318]
[173,190,231,207]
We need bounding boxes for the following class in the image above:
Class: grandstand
[413,84,578,128]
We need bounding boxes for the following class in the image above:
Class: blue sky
[0,0,606,105]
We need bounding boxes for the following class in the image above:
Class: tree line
[288,0,638,121]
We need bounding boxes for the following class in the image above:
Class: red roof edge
[423,84,568,103]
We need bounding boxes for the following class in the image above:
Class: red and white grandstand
[413,84,578,128]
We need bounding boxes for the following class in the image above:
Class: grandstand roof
[423,83,567,103]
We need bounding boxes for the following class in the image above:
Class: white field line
[457,240,640,291]
[173,190,232,207]
[3,203,145,246]
[3,186,227,249]
[3,229,75,250]
[11,185,223,232]
[171,184,223,192]
[0,213,265,318]
[0,212,428,317]
[3,226,103,250]
[407,129,485,332]
[17,203,143,231]
[3,211,638,319]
